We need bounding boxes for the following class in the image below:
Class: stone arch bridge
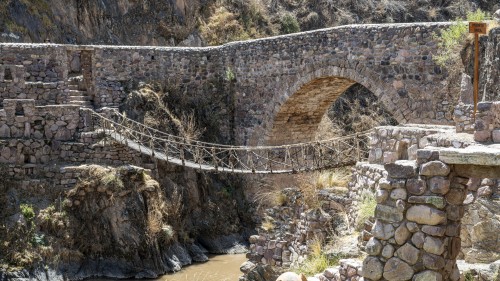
[0,22,452,147]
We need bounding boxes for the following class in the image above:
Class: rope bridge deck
[82,108,371,174]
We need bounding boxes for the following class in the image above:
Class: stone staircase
[67,76,92,108]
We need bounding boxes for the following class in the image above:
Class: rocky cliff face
[1,0,498,46]
[481,27,500,101]
[0,0,211,45]
[0,164,253,280]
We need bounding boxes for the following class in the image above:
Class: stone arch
[265,66,404,145]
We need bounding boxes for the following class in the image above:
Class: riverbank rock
[199,233,248,254]
[238,264,280,281]
[457,259,500,281]
[0,267,64,281]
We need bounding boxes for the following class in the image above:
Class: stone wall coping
[438,144,500,166]
[376,124,455,131]
[426,131,475,145]
[0,22,452,51]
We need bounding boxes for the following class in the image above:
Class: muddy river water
[91,254,247,281]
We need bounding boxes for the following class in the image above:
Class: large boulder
[238,264,280,281]
[275,272,307,281]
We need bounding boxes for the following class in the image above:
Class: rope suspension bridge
[82,108,371,174]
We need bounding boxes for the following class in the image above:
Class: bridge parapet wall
[368,125,455,165]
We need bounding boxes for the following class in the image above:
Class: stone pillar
[361,158,466,281]
[474,101,500,143]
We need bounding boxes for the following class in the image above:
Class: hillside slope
[1,0,498,46]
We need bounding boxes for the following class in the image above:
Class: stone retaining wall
[460,177,500,263]
[0,99,80,141]
[348,162,384,233]
[247,188,352,268]
[367,125,454,165]
[0,102,156,183]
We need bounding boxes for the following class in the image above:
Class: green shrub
[433,9,489,68]
[225,67,236,82]
[20,204,35,223]
[280,13,300,34]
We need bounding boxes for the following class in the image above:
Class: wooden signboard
[469,22,487,34]
[469,22,487,120]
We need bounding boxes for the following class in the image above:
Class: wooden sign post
[469,22,487,120]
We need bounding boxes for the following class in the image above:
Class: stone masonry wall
[362,158,465,281]
[0,45,81,107]
[2,22,457,146]
[473,101,500,142]
[247,188,351,268]
[0,99,80,141]
[453,103,474,133]
[348,162,385,235]
[460,177,500,263]
[0,101,157,184]
[368,125,455,165]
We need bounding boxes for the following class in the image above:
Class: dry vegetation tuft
[297,237,342,276]
[356,191,376,231]
[297,168,352,209]
[132,83,204,142]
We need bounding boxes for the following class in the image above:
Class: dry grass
[261,216,275,232]
[314,167,352,190]
[69,166,125,196]
[200,0,275,45]
[356,191,376,230]
[297,173,321,210]
[253,188,288,208]
[200,6,250,45]
[164,184,183,230]
[296,167,352,209]
[137,83,203,142]
[297,237,340,276]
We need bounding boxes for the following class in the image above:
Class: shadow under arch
[265,66,405,145]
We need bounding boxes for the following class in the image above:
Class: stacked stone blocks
[362,156,466,281]
[248,188,352,268]
[474,101,500,143]
[368,125,455,165]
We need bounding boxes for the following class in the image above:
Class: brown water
[91,254,247,281]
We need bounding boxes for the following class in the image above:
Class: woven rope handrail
[81,108,372,174]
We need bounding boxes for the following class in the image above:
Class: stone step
[68,95,91,101]
[69,100,92,107]
[68,90,86,96]
[68,84,79,90]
